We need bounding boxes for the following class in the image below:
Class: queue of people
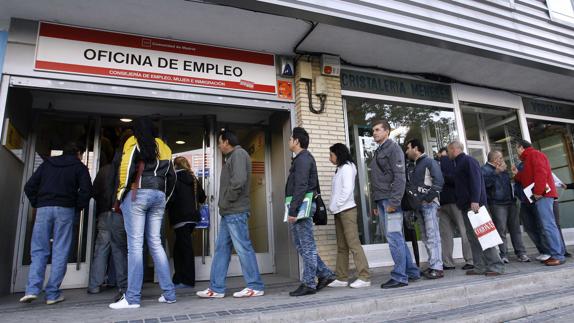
[17,117,569,308]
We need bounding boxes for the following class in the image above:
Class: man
[371,120,420,289]
[405,139,444,279]
[286,127,335,296]
[512,139,564,266]
[196,129,265,298]
[437,148,474,271]
[447,140,504,276]
[481,150,529,263]
[20,141,93,304]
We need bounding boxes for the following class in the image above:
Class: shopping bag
[467,206,503,251]
[284,192,314,222]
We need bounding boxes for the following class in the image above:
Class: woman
[109,117,177,309]
[167,157,206,289]
[327,143,371,288]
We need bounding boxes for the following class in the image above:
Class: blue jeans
[378,200,420,284]
[26,206,75,300]
[122,189,175,304]
[418,202,443,270]
[520,202,550,255]
[534,197,565,261]
[290,217,334,289]
[210,212,264,293]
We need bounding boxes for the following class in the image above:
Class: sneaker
[536,254,551,261]
[423,269,444,279]
[233,288,264,298]
[349,279,371,288]
[87,287,101,294]
[158,294,176,304]
[46,296,65,305]
[289,284,316,296]
[19,294,37,303]
[196,288,224,298]
[517,255,531,262]
[328,279,348,288]
[316,276,335,291]
[461,264,474,270]
[501,257,510,264]
[109,295,140,309]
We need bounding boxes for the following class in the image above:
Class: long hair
[133,117,158,162]
[174,156,194,176]
[329,143,354,167]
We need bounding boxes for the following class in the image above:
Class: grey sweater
[218,146,252,215]
[369,138,406,207]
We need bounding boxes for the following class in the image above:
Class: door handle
[76,209,84,270]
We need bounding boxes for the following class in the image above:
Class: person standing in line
[326,143,371,289]
[481,150,530,264]
[370,120,420,289]
[196,129,265,298]
[405,139,444,279]
[20,141,93,305]
[286,127,336,296]
[550,174,571,257]
[512,139,564,266]
[436,148,474,271]
[109,117,177,309]
[167,156,206,289]
[447,140,504,276]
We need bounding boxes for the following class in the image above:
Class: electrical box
[315,76,328,96]
[297,60,313,80]
[320,54,341,77]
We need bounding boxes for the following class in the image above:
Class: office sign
[35,22,277,94]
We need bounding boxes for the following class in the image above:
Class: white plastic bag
[467,206,503,251]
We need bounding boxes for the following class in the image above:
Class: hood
[47,154,83,167]
[175,169,195,185]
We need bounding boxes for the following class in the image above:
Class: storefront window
[345,97,458,244]
[527,119,574,228]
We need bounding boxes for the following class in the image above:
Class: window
[547,0,574,26]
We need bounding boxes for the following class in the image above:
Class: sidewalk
[1,254,573,323]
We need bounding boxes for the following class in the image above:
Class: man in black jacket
[20,141,93,305]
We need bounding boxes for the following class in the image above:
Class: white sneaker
[233,288,264,298]
[158,294,176,304]
[536,254,551,261]
[46,296,65,305]
[350,279,371,288]
[518,255,531,262]
[19,294,37,303]
[196,288,225,298]
[501,257,510,264]
[328,279,348,288]
[109,295,140,309]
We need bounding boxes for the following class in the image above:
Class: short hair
[371,119,391,132]
[448,140,465,151]
[487,150,502,162]
[438,147,447,154]
[218,128,239,147]
[291,127,309,149]
[515,139,532,149]
[329,143,354,167]
[63,141,86,155]
[406,139,425,154]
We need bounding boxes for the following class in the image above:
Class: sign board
[341,69,452,103]
[35,22,277,94]
[522,98,574,120]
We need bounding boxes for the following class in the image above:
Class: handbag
[313,192,328,225]
[467,206,503,250]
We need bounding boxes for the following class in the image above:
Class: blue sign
[0,31,7,76]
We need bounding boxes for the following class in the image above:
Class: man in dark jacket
[371,120,420,289]
[405,139,444,279]
[285,127,335,296]
[447,140,504,276]
[482,150,529,264]
[437,149,474,270]
[20,141,93,304]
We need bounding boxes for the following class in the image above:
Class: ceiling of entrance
[3,0,574,101]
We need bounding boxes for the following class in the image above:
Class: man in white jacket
[326,143,371,288]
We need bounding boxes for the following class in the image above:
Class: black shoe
[565,252,572,258]
[380,279,408,289]
[87,287,100,294]
[443,266,455,270]
[289,284,316,296]
[423,269,444,279]
[408,275,421,282]
[316,276,335,291]
[462,264,475,270]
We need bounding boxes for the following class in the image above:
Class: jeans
[122,189,175,304]
[26,206,75,300]
[520,202,549,255]
[438,203,473,267]
[552,200,568,254]
[489,203,526,258]
[418,202,443,270]
[534,197,565,261]
[172,223,196,286]
[290,217,334,288]
[210,212,264,293]
[462,207,505,274]
[377,200,420,284]
[88,211,127,291]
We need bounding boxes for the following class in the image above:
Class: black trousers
[172,223,196,286]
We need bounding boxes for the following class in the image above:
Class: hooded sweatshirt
[24,154,93,210]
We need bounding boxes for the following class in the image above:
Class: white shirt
[329,162,357,214]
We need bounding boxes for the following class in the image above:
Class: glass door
[13,113,99,292]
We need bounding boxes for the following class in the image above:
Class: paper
[284,192,314,222]
[523,183,551,203]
